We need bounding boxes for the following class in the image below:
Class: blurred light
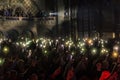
[23,43,26,47]
[8,39,11,42]
[49,12,58,16]
[49,42,52,45]
[21,37,24,40]
[56,39,58,42]
[65,41,69,45]
[62,39,64,41]
[105,40,108,43]
[101,48,109,54]
[36,43,38,47]
[91,48,97,55]
[61,44,64,48]
[40,44,43,47]
[78,42,85,47]
[113,45,119,51]
[58,37,61,39]
[44,50,47,54]
[64,11,68,16]
[81,47,86,53]
[43,50,48,56]
[112,51,118,58]
[71,52,74,55]
[0,58,4,66]
[26,41,32,45]
[3,46,9,54]
[36,39,39,43]
[93,37,98,41]
[87,39,93,46]
[43,45,46,48]
[117,41,120,44]
[70,55,73,60]
[113,33,115,38]
[101,44,104,48]
[0,39,3,43]
[78,38,80,40]
[20,42,22,44]
[27,50,32,58]
[83,37,88,42]
[16,42,19,46]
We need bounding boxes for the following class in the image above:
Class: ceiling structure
[0,0,119,38]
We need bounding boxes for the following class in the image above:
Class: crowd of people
[0,37,120,80]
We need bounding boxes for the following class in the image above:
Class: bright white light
[72,52,74,55]
[62,39,64,41]
[3,46,9,54]
[61,44,64,48]
[91,48,97,55]
[43,45,46,48]
[23,43,26,47]
[40,44,43,47]
[56,39,58,42]
[16,42,19,45]
[113,45,119,51]
[36,39,39,43]
[49,12,58,16]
